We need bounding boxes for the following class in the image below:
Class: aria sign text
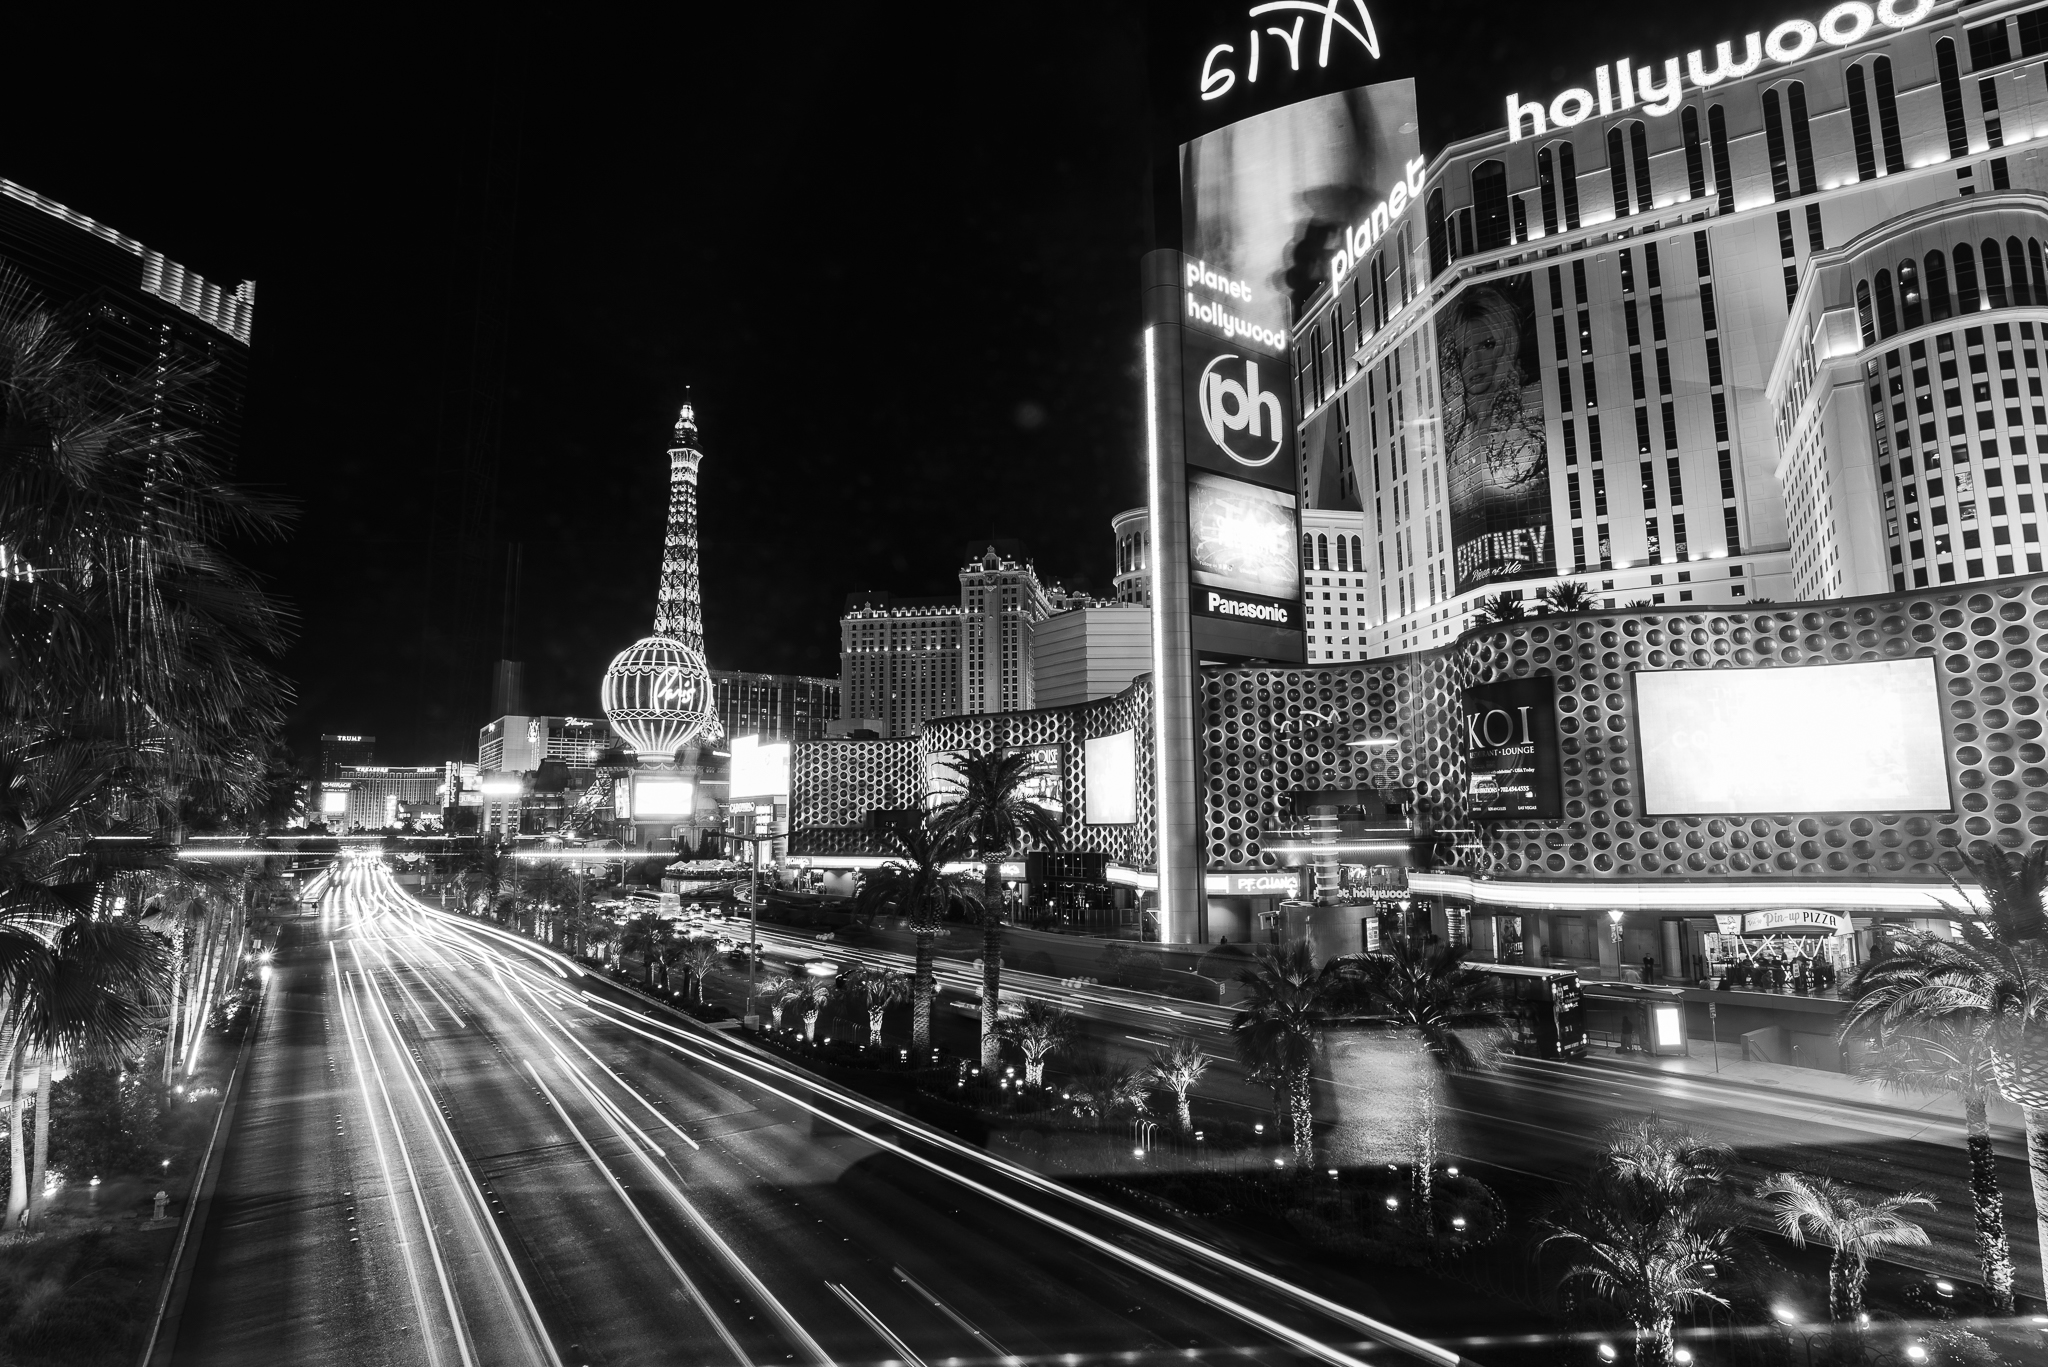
[1199,1,1380,102]
[1506,0,1934,141]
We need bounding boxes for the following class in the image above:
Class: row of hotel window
[1857,236,2048,342]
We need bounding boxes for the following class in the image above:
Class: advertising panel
[1084,731,1137,825]
[1179,80,1418,343]
[1462,676,1563,820]
[632,776,695,819]
[1444,272,1555,593]
[730,735,791,801]
[1188,469,1302,633]
[1635,659,1952,815]
[1001,743,1065,820]
[1180,324,1297,491]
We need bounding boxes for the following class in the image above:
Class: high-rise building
[477,715,621,771]
[0,179,253,481]
[319,734,376,779]
[1112,507,1151,604]
[329,765,445,832]
[710,670,839,743]
[1284,0,2048,658]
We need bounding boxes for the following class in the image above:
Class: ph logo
[1197,353,1284,468]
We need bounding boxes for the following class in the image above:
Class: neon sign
[1330,156,1428,284]
[1507,0,1934,140]
[1199,1,1380,102]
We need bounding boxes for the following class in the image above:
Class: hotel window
[1875,270,1899,338]
[1927,251,1953,321]
[1983,240,2010,308]
[1707,105,1734,214]
[1957,243,1982,312]
[1558,141,1581,230]
[1472,160,1510,251]
[1607,127,1630,218]
[1846,64,1878,181]
[1900,258,1924,329]
[1974,16,2015,66]
[1762,88,1792,202]
[1874,57,1906,175]
[1938,39,1970,159]
[1681,106,1706,201]
[1537,147,1560,235]
[1425,188,1448,278]
[1787,82,1817,195]
[2011,236,2034,306]
[1629,121,1653,213]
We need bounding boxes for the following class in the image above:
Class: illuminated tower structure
[601,399,724,846]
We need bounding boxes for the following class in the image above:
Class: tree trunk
[912,929,935,1054]
[868,1006,885,1046]
[1964,1088,2017,1314]
[1414,1075,1437,1229]
[5,1044,26,1229]
[1287,1064,1314,1165]
[1025,1054,1044,1087]
[2025,1107,2048,1304]
[804,1006,820,1040]
[1636,1312,1675,1367]
[1176,1089,1193,1133]
[981,865,1003,1070]
[29,1057,51,1218]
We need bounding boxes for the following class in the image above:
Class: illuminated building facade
[477,715,621,771]
[330,765,444,832]
[1286,0,2048,657]
[710,670,838,743]
[1112,507,1152,604]
[319,734,375,779]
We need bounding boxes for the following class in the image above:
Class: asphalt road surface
[170,857,1462,1367]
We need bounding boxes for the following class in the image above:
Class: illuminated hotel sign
[1185,259,1287,351]
[1714,910,1853,936]
[1505,0,1935,140]
[1329,157,1427,285]
[1462,676,1562,820]
[1198,1,1381,102]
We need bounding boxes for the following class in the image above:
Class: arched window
[1956,242,1981,313]
[1926,250,1951,321]
[1681,107,1706,201]
[1708,105,1735,214]
[1762,88,1792,202]
[1856,280,1876,345]
[1629,122,1654,212]
[1983,239,2008,308]
[1786,82,1817,195]
[1557,141,1581,230]
[1873,56,1906,175]
[2031,239,2048,303]
[1303,534,1314,569]
[1845,64,1877,181]
[1537,147,1560,235]
[1351,536,1363,571]
[1336,536,1349,571]
[1607,127,1631,217]
[1936,39,1969,160]
[1898,257,1923,329]
[1874,269,1899,337]
[1316,534,1329,571]
[1425,188,1448,278]
[2009,237,2032,307]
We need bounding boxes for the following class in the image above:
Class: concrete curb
[135,977,269,1367]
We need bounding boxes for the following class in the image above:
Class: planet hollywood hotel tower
[1291,0,2048,657]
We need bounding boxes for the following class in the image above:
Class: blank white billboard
[1084,731,1137,825]
[729,735,790,800]
[633,776,695,818]
[1635,658,1950,815]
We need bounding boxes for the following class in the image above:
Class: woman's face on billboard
[1456,297,1517,398]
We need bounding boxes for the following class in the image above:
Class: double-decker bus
[1469,963,1587,1059]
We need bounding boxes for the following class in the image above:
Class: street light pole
[723,830,775,1029]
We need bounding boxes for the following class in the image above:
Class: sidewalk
[1584,1037,2027,1131]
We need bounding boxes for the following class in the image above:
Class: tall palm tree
[1068,1057,1149,1129]
[1959,841,2048,944]
[1338,941,1501,1220]
[1146,1036,1210,1133]
[1472,593,1527,625]
[453,838,513,921]
[1842,987,2015,1313]
[854,814,978,1053]
[617,913,668,989]
[1845,927,2048,1297]
[752,974,801,1032]
[1543,1120,1737,1367]
[2,912,169,1227]
[999,997,1075,1086]
[931,750,1059,1070]
[675,937,723,1005]
[1537,580,1597,614]
[1758,1172,1933,1321]
[799,976,834,1040]
[1231,941,1345,1165]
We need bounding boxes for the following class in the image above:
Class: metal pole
[1709,1001,1720,1073]
[747,852,760,1029]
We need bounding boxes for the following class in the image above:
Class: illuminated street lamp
[720,828,777,1027]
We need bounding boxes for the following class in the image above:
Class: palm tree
[853,814,979,1053]
[1844,927,2048,1297]
[999,998,1075,1086]
[799,976,834,1040]
[519,861,579,945]
[1958,840,2048,944]
[453,838,513,921]
[1068,1058,1149,1129]
[1146,1037,1210,1133]
[617,914,668,989]
[1472,593,1527,625]
[675,937,723,1005]
[1231,941,1346,1165]
[1338,941,1501,1220]
[1543,1120,1737,1367]
[931,750,1060,1070]
[1538,580,1597,614]
[1758,1172,1933,1321]
[1842,982,2015,1313]
[2,912,170,1227]
[752,974,801,1033]
[842,966,909,1047]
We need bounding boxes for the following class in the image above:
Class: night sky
[9,2,1796,765]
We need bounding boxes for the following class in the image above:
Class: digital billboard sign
[1084,731,1137,825]
[1188,469,1302,638]
[632,776,695,819]
[1445,271,1556,593]
[1462,676,1563,820]
[1002,743,1066,820]
[1634,659,1952,815]
[730,735,791,801]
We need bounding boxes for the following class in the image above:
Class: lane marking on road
[892,1265,1014,1363]
[826,1282,928,1367]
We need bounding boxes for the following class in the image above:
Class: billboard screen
[1084,731,1137,825]
[632,776,695,819]
[730,735,791,800]
[1179,80,1419,343]
[1002,743,1065,820]
[1445,272,1555,593]
[1188,469,1302,633]
[1462,676,1562,820]
[1634,660,1952,815]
